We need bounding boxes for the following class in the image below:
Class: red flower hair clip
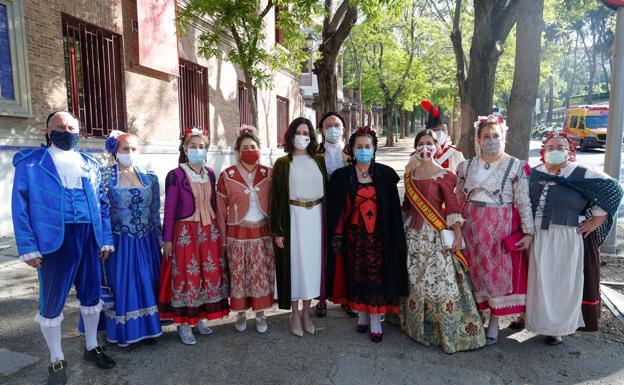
[355,126,374,134]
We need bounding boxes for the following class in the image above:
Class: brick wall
[0,0,303,238]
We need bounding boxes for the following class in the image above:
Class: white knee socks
[40,324,64,363]
[370,314,382,334]
[487,315,500,338]
[357,311,370,325]
[81,311,100,351]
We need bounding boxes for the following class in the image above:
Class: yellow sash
[404,173,469,270]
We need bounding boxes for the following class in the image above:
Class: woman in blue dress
[99,131,163,346]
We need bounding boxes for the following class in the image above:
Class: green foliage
[179,0,317,90]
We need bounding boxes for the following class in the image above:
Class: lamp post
[601,0,624,254]
[305,33,316,74]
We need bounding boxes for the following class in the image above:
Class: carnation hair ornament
[235,124,258,138]
[104,129,126,154]
[185,127,204,136]
[473,115,508,158]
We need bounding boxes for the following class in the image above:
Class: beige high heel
[302,312,315,335]
[290,310,303,337]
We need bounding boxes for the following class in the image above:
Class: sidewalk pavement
[3,136,624,384]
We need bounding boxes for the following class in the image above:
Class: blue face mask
[50,131,80,151]
[354,148,374,163]
[187,148,207,164]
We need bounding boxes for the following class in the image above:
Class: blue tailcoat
[11,146,113,256]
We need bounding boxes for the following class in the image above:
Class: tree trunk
[399,109,407,139]
[507,0,544,160]
[315,56,339,115]
[385,106,395,147]
[564,33,580,108]
[601,52,610,95]
[314,1,358,117]
[453,0,520,158]
[546,76,554,124]
[410,107,416,134]
[244,73,260,128]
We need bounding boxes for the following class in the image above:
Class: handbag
[440,229,466,251]
[502,231,524,253]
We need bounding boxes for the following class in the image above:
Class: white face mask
[325,126,343,143]
[434,130,448,145]
[545,150,568,165]
[116,152,138,168]
[293,134,310,150]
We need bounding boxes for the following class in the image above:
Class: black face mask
[50,131,80,151]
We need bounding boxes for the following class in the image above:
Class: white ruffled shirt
[48,144,86,189]
[324,141,346,176]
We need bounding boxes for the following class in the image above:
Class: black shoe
[47,360,68,385]
[143,338,158,345]
[370,332,383,343]
[544,336,562,346]
[342,304,358,318]
[509,320,525,330]
[84,346,116,369]
[315,303,327,318]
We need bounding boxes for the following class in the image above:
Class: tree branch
[392,4,417,102]
[259,0,274,19]
[450,0,466,92]
[326,0,350,34]
[425,0,451,28]
[492,0,521,42]
[325,5,358,53]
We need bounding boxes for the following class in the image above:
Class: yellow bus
[562,105,609,151]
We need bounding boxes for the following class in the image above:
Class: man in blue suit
[12,111,116,385]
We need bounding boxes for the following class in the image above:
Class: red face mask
[241,149,260,164]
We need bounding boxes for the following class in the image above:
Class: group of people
[11,108,623,385]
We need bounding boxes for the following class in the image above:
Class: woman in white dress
[270,117,328,337]
[526,133,623,345]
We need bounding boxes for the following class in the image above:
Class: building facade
[0,0,304,237]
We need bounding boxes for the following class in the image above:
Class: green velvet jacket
[269,154,329,309]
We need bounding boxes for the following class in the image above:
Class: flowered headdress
[540,131,576,163]
[347,126,378,159]
[235,124,258,138]
[473,115,508,155]
[104,130,127,154]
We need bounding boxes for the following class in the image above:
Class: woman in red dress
[158,128,230,345]
[216,126,275,333]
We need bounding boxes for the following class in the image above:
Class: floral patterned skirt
[463,203,527,316]
[158,221,230,326]
[400,226,485,354]
[226,220,276,312]
[331,218,399,315]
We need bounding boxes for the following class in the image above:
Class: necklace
[186,162,203,175]
[481,156,500,170]
[356,166,369,179]
[238,163,257,181]
[119,168,139,187]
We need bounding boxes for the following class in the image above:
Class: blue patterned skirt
[79,230,163,346]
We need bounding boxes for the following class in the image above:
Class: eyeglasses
[544,145,569,151]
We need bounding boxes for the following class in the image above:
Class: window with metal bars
[62,15,125,137]
[277,96,289,147]
[238,81,252,126]
[275,6,283,45]
[179,59,209,138]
